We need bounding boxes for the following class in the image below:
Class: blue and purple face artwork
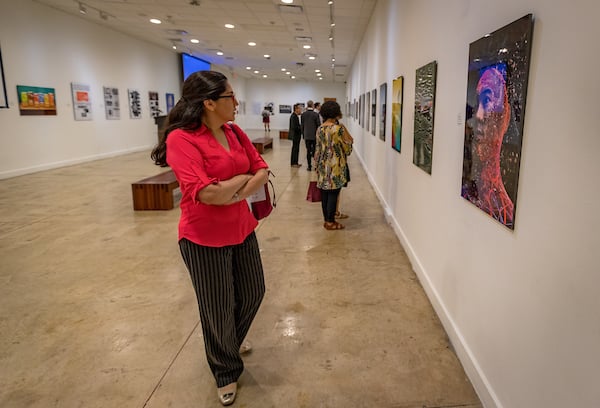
[461,14,534,230]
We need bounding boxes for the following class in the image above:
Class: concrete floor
[0,130,482,408]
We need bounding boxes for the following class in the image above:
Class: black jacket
[289,113,301,140]
[301,109,320,141]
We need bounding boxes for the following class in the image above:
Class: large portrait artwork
[413,61,437,174]
[379,83,387,141]
[461,14,534,230]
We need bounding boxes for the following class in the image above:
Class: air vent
[279,5,303,14]
[168,38,183,42]
[295,36,312,42]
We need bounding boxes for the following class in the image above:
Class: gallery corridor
[0,130,482,407]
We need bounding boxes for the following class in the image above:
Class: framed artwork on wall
[0,47,7,109]
[413,61,437,174]
[371,88,377,136]
[71,83,92,121]
[379,83,387,141]
[148,91,160,118]
[391,76,404,153]
[461,14,534,230]
[366,91,370,132]
[103,86,120,120]
[166,92,174,114]
[128,89,141,119]
[16,85,56,116]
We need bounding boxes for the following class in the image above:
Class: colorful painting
[461,14,534,230]
[103,86,120,120]
[17,85,56,116]
[413,61,437,174]
[379,83,387,141]
[71,83,92,121]
[166,92,175,114]
[371,89,377,136]
[391,76,404,153]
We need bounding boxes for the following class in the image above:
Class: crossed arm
[197,168,269,205]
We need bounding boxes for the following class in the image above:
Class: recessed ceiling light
[281,68,287,71]
[330,23,335,27]
[150,18,162,24]
[264,54,270,58]
[216,51,224,55]
[190,39,200,43]
[319,77,323,80]
[286,72,291,75]
[328,1,333,4]
[248,42,256,46]
[224,23,235,29]
[315,69,321,72]
[262,74,268,78]
[246,66,252,70]
[254,70,259,74]
[282,0,293,3]
[309,56,316,60]
[316,73,322,76]
[303,44,311,49]
[172,45,177,50]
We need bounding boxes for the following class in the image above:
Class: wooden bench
[131,170,181,210]
[279,130,289,139]
[251,137,273,154]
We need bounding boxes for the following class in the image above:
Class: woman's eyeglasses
[215,93,236,100]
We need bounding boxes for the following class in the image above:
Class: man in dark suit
[301,100,321,171]
[289,103,303,167]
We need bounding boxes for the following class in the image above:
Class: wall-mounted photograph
[71,83,92,121]
[0,47,7,109]
[371,88,377,136]
[148,91,160,118]
[461,14,534,230]
[279,104,292,114]
[391,76,404,153]
[379,83,387,141]
[103,86,120,120]
[366,91,370,132]
[17,85,56,116]
[413,61,437,174]
[128,89,141,119]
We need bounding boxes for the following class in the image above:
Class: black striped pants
[179,232,265,387]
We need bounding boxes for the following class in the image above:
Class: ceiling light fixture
[190,39,200,43]
[150,18,161,24]
[224,23,235,29]
[78,2,86,14]
[303,44,311,49]
[282,0,294,3]
[248,42,257,46]
[264,54,271,59]
[216,51,224,55]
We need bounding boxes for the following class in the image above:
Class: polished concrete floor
[0,130,482,408]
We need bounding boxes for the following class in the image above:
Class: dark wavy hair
[319,100,342,121]
[151,70,228,166]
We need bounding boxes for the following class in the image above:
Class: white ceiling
[33,0,377,82]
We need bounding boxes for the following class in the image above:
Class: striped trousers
[179,232,265,387]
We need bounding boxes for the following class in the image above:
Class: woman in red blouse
[151,71,268,406]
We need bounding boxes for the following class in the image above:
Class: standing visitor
[151,71,269,406]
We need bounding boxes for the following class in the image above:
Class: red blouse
[166,123,268,247]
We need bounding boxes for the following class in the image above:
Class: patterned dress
[314,124,353,190]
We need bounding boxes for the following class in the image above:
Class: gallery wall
[346,0,600,407]
[0,0,182,178]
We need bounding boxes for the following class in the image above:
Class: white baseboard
[354,153,500,408]
[0,145,153,180]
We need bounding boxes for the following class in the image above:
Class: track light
[78,2,86,14]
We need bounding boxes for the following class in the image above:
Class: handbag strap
[229,124,276,207]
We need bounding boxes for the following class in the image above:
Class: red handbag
[247,171,276,220]
[306,180,322,202]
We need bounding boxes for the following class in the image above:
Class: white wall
[243,79,345,130]
[0,0,344,178]
[0,0,181,178]
[346,1,600,407]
